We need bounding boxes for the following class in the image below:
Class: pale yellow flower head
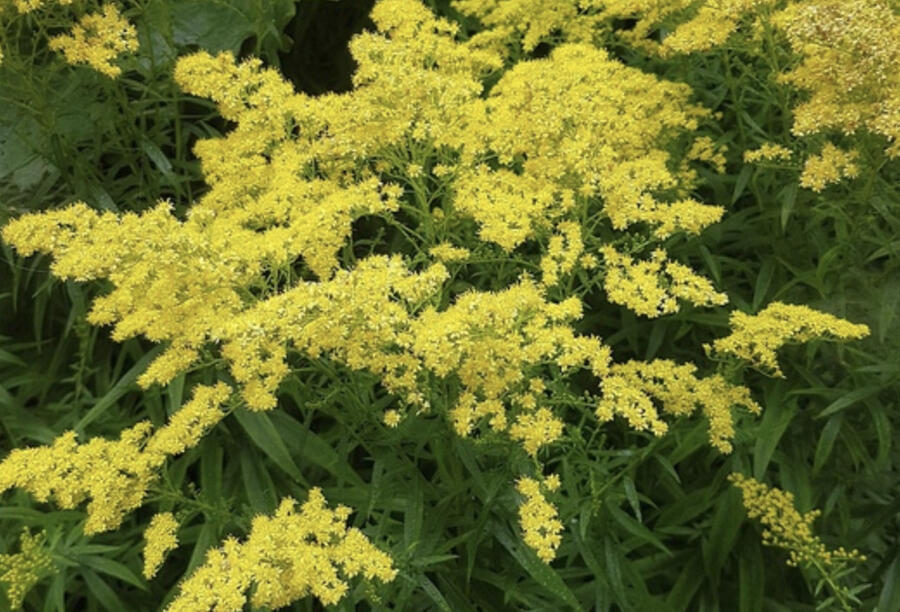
[48,4,138,78]
[730,474,865,567]
[516,477,563,562]
[0,530,55,610]
[166,489,396,610]
[143,512,179,579]
[708,302,869,376]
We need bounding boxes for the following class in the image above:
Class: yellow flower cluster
[48,4,138,78]
[143,512,178,579]
[476,44,719,234]
[0,531,54,610]
[709,302,870,375]
[577,0,777,57]
[410,279,610,437]
[744,142,794,163]
[799,144,860,192]
[222,256,448,410]
[516,476,563,563]
[687,136,728,173]
[453,0,602,56]
[539,221,583,286]
[596,360,760,452]
[452,166,575,251]
[167,489,396,610]
[601,247,727,318]
[509,408,564,456]
[0,383,230,533]
[311,0,501,164]
[729,474,864,567]
[774,0,900,157]
[0,181,400,389]
[428,242,470,262]
[8,0,73,13]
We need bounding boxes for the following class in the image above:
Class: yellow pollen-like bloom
[540,221,583,286]
[383,409,403,427]
[428,242,471,262]
[744,142,794,163]
[799,144,860,192]
[11,0,74,14]
[143,512,179,579]
[509,407,565,456]
[144,382,232,460]
[601,247,727,318]
[454,0,602,56]
[729,474,865,567]
[516,477,563,563]
[476,43,718,239]
[0,383,230,533]
[48,4,138,78]
[0,530,55,610]
[708,302,869,376]
[166,489,397,610]
[596,359,760,452]
[774,0,900,157]
[409,278,611,439]
[0,423,156,534]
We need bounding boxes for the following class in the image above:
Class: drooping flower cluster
[454,0,780,59]
[596,360,760,453]
[729,473,864,567]
[708,302,870,375]
[410,279,610,438]
[0,383,230,533]
[453,0,602,57]
[0,530,55,610]
[143,512,179,579]
[48,4,138,78]
[516,476,563,563]
[166,489,397,611]
[222,256,449,411]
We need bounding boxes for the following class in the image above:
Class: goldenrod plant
[0,0,896,609]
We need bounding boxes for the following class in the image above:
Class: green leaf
[702,488,742,585]
[417,574,453,612]
[74,345,164,432]
[268,411,363,486]
[817,385,881,419]
[74,555,146,589]
[240,447,277,513]
[495,525,583,611]
[81,570,127,611]
[812,414,843,474]
[171,1,255,52]
[753,396,796,478]
[233,409,305,483]
[605,500,670,555]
